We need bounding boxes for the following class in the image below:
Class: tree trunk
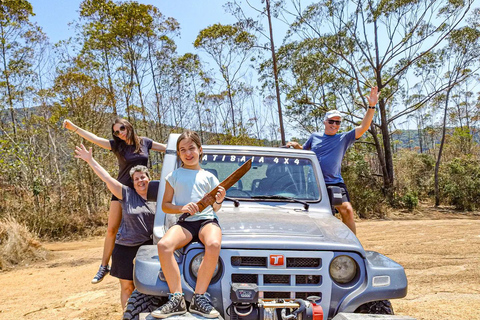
[103,46,117,115]
[377,100,395,201]
[435,87,452,207]
[227,81,236,136]
[266,0,285,145]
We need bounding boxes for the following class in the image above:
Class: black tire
[123,290,166,320]
[354,300,394,314]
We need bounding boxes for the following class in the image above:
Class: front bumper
[133,246,407,320]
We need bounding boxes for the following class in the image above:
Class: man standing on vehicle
[287,87,380,234]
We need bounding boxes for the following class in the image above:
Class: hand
[181,202,199,215]
[366,86,380,107]
[215,186,226,204]
[63,119,76,131]
[286,141,301,149]
[74,144,93,162]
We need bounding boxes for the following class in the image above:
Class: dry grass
[0,216,46,270]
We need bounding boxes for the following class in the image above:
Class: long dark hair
[111,118,142,155]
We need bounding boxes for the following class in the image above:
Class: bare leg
[120,279,135,308]
[335,201,356,234]
[195,223,222,294]
[157,225,192,293]
[101,200,122,266]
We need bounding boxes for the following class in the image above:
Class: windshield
[201,153,320,201]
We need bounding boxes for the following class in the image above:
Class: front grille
[264,292,291,299]
[287,257,321,268]
[263,292,322,300]
[232,274,257,283]
[225,250,330,314]
[296,275,321,285]
[232,256,267,267]
[264,274,290,284]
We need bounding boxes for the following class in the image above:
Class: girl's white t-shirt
[165,167,220,221]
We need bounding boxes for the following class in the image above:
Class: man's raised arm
[355,86,380,139]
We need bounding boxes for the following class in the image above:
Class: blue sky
[29,0,238,54]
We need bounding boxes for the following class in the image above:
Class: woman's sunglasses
[327,120,341,125]
[114,125,126,136]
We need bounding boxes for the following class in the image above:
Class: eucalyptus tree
[145,15,178,139]
[194,23,257,137]
[54,67,114,213]
[111,1,178,131]
[227,0,287,144]
[281,0,478,201]
[168,53,212,139]
[79,0,120,115]
[0,0,44,136]
[428,26,480,206]
[271,38,353,133]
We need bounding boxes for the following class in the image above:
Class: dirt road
[1,218,479,320]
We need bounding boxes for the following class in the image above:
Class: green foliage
[394,151,435,199]
[2,0,480,243]
[440,156,480,210]
[194,22,258,137]
[194,23,256,50]
[401,191,419,211]
[443,127,474,156]
[342,147,386,218]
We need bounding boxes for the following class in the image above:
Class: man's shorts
[111,239,153,280]
[326,182,351,204]
[177,218,220,244]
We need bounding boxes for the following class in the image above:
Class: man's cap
[324,110,343,121]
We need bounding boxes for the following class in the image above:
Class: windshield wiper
[251,195,309,210]
[224,196,240,207]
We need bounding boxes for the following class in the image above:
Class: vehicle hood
[218,204,364,254]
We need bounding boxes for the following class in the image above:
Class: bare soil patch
[1,213,479,320]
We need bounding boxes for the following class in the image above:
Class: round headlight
[329,255,357,284]
[190,252,221,281]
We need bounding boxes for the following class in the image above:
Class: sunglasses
[327,120,341,125]
[113,125,126,136]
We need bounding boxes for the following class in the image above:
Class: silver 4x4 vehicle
[124,134,409,320]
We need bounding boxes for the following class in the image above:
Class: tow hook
[281,299,306,320]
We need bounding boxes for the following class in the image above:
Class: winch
[230,283,324,320]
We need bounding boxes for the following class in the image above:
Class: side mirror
[327,186,343,206]
[147,180,160,202]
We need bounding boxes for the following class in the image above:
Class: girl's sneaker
[151,293,187,319]
[189,293,220,318]
[91,265,110,284]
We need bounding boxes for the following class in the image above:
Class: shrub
[440,156,480,210]
[394,151,435,199]
[401,191,419,211]
[342,149,386,218]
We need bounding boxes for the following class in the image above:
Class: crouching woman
[74,144,155,307]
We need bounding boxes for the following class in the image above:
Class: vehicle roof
[202,144,316,156]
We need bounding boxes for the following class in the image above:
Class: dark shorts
[326,182,351,203]
[111,239,153,280]
[176,218,220,244]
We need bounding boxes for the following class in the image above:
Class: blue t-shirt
[303,129,356,184]
[117,186,155,246]
[165,168,220,222]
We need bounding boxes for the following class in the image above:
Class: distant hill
[391,127,480,151]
